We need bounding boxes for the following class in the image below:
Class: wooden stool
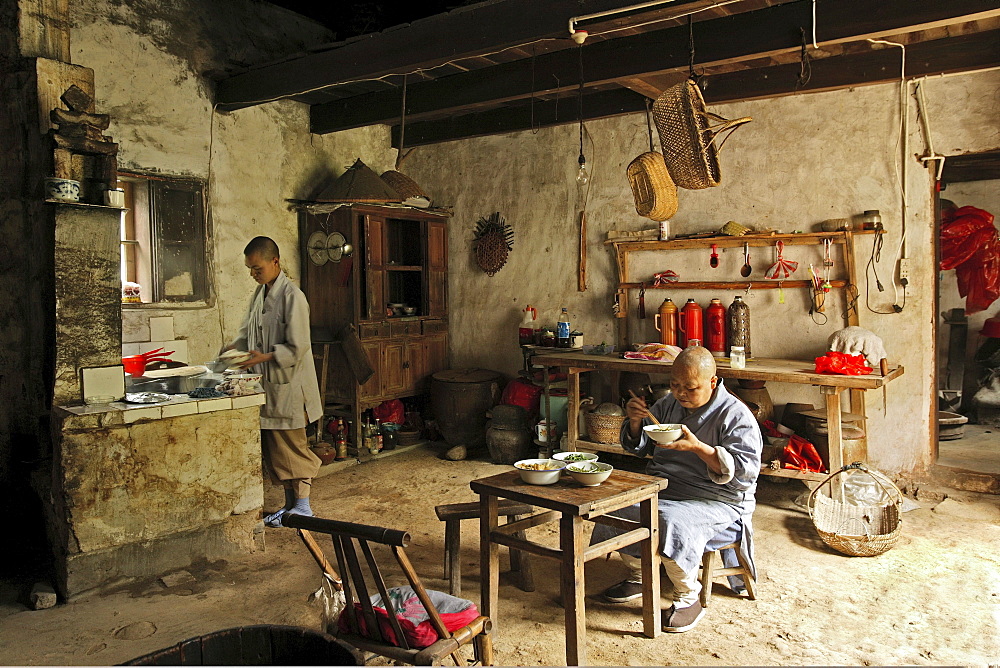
[435,500,535,596]
[699,541,757,607]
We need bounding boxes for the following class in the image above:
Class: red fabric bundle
[940,205,1000,314]
[814,351,872,376]
[339,586,480,649]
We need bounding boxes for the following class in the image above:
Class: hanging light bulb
[575,43,589,187]
[576,152,589,185]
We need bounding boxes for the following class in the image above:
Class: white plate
[142,365,209,378]
[124,392,170,404]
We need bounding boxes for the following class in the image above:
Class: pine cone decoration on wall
[473,212,514,277]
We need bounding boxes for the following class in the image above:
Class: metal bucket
[123,624,362,665]
[431,369,500,448]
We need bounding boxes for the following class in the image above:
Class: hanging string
[552,74,560,123]
[396,73,407,169]
[578,44,585,163]
[796,27,812,89]
[530,45,540,134]
[644,98,654,153]
[687,16,703,82]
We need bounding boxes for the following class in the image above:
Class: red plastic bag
[782,436,825,473]
[501,379,542,420]
[940,205,1000,314]
[814,351,873,376]
[373,399,405,425]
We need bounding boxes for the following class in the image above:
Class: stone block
[30,582,57,609]
[231,394,266,409]
[197,397,232,413]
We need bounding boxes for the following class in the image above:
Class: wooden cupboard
[299,204,450,448]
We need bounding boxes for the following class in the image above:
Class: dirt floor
[1,443,999,666]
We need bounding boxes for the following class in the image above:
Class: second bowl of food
[552,451,599,465]
[566,461,614,486]
[644,423,683,444]
[514,458,565,485]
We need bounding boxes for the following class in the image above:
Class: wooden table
[530,351,904,482]
[471,469,667,666]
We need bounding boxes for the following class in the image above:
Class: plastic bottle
[730,346,746,369]
[374,417,383,453]
[557,307,571,348]
[519,304,537,346]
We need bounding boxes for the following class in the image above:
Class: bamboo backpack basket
[652,79,752,189]
[807,462,903,557]
[626,103,678,221]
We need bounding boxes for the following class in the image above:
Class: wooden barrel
[431,369,501,448]
[123,625,362,665]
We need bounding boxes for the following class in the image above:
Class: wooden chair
[699,540,757,608]
[434,500,535,596]
[284,513,493,666]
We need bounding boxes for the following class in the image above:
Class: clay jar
[732,379,774,423]
[486,404,534,465]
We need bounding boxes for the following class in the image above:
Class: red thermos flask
[677,299,703,348]
[705,298,727,357]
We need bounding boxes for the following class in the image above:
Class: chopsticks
[627,390,661,426]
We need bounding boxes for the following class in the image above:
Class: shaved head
[673,345,717,381]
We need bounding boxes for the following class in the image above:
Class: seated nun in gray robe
[592,346,762,633]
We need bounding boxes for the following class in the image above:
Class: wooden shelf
[571,439,828,481]
[386,265,422,271]
[620,279,847,290]
[604,229,873,249]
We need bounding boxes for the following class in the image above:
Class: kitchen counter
[45,391,268,598]
[55,391,266,424]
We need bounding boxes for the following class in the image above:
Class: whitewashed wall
[406,69,1000,475]
[71,0,397,367]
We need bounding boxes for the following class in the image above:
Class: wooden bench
[434,500,535,596]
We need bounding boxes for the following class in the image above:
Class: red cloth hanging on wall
[940,205,1000,315]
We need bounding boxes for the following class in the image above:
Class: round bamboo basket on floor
[585,412,626,444]
[807,463,902,557]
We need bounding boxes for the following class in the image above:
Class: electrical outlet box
[899,258,911,283]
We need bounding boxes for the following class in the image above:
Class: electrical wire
[865,225,897,314]
[227,0,741,109]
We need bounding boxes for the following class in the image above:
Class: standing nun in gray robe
[592,346,762,632]
[228,236,323,528]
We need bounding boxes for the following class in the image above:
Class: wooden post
[639,495,661,638]
[479,494,499,628]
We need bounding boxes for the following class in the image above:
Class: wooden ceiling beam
[215,0,716,108]
[390,29,1000,147]
[698,29,1000,104]
[312,0,1000,134]
[390,89,648,148]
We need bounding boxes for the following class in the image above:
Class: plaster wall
[70,0,397,366]
[406,70,1000,475]
[937,179,1000,411]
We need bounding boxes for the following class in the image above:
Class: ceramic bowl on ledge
[45,177,81,202]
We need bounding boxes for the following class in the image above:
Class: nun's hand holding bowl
[653,424,703,453]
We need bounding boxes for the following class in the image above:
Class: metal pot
[126,372,221,394]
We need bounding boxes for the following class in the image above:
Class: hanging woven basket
[627,151,678,221]
[652,79,752,190]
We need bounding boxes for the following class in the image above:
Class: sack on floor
[338,585,479,648]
